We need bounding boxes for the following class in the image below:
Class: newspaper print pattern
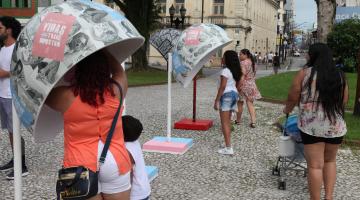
[149,28,182,61]
[10,0,142,133]
[171,23,232,87]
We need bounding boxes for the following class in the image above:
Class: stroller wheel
[272,166,280,176]
[278,181,286,190]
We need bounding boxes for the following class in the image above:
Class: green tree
[328,19,360,116]
[328,19,360,71]
[314,0,337,43]
[356,52,360,116]
[113,0,160,71]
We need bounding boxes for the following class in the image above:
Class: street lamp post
[169,4,204,122]
[192,0,204,122]
[283,33,288,61]
[235,40,241,52]
[169,4,186,29]
[278,33,283,63]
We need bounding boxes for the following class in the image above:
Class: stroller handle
[283,114,289,136]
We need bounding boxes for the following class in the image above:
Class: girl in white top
[122,116,151,200]
[214,50,242,155]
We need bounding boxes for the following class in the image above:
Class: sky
[294,0,317,30]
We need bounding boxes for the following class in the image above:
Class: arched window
[213,0,224,15]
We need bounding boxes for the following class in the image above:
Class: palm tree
[314,0,337,43]
[113,0,160,71]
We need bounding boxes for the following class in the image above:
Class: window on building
[15,0,31,8]
[1,0,11,7]
[213,0,224,15]
[38,0,52,7]
[175,0,185,14]
[1,0,32,8]
[158,0,167,14]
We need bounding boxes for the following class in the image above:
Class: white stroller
[272,115,307,190]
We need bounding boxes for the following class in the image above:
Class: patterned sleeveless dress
[238,59,262,101]
[298,67,347,138]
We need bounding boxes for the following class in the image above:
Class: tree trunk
[113,0,159,71]
[354,50,360,116]
[316,0,336,43]
[131,42,148,71]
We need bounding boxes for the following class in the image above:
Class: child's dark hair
[122,115,143,142]
[223,50,241,82]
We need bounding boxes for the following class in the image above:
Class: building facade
[1,0,280,66]
[284,0,295,35]
[0,0,66,25]
[0,0,38,25]
[284,0,295,55]
[150,0,279,66]
[0,0,118,25]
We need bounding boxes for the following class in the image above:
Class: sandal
[234,120,240,125]
[249,123,256,128]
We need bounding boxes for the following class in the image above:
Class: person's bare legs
[236,100,244,123]
[102,189,130,200]
[220,110,232,147]
[246,100,256,125]
[304,142,325,200]
[8,132,25,155]
[323,143,340,200]
[88,194,103,200]
[274,66,279,74]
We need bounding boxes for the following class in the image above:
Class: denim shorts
[220,91,238,112]
[0,97,13,133]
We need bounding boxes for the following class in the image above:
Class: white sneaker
[218,147,234,155]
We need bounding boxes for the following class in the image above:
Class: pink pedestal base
[143,137,193,154]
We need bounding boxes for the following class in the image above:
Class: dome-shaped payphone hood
[10,0,144,142]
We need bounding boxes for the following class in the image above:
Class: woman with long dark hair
[46,50,131,200]
[236,49,262,128]
[214,50,242,155]
[283,43,348,200]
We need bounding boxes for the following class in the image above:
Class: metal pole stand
[174,74,213,131]
[12,103,22,200]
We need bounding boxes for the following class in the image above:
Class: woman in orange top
[46,50,131,200]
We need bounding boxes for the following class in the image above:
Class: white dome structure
[10,0,144,142]
[171,23,232,88]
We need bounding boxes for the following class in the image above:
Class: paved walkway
[0,75,359,199]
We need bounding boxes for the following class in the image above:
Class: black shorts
[300,131,343,145]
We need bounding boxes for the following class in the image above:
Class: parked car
[294,51,301,57]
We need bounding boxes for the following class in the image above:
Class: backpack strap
[98,79,123,167]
